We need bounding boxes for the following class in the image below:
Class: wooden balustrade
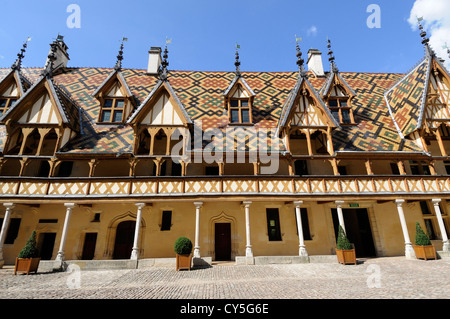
[0,175,449,198]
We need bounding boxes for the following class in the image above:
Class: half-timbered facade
[0,26,449,269]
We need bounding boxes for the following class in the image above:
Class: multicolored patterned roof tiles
[385,58,429,137]
[0,65,425,154]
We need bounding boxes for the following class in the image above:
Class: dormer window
[224,80,255,125]
[328,97,353,124]
[93,73,135,124]
[0,80,20,117]
[100,98,125,123]
[229,97,251,123]
[0,98,16,117]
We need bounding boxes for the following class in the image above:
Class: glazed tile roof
[385,55,450,138]
[0,65,425,155]
[385,58,429,137]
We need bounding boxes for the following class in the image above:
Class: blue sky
[0,0,447,73]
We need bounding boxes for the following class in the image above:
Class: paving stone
[0,257,448,299]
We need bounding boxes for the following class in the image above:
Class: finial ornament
[417,17,434,57]
[160,38,170,81]
[114,37,127,71]
[11,37,31,71]
[295,37,306,78]
[235,42,241,77]
[327,38,338,73]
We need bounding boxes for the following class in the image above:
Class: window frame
[419,200,450,240]
[0,96,17,117]
[160,210,172,231]
[98,97,126,123]
[228,97,252,124]
[327,97,354,125]
[266,208,282,241]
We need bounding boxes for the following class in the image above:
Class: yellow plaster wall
[2,199,447,264]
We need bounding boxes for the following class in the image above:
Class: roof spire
[114,37,127,70]
[42,40,58,77]
[295,37,306,78]
[11,37,31,71]
[417,17,434,57]
[235,43,241,77]
[327,38,339,73]
[160,38,171,81]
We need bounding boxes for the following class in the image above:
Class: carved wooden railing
[0,175,449,199]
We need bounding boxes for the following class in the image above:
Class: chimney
[307,49,325,77]
[147,47,162,75]
[45,36,70,70]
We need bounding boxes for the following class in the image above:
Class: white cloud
[307,25,318,37]
[408,0,450,68]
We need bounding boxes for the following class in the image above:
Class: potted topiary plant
[14,230,40,275]
[413,222,436,260]
[335,225,356,265]
[174,236,193,271]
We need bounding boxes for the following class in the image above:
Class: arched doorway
[209,211,237,261]
[113,220,135,259]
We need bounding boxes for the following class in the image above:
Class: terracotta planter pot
[14,257,40,275]
[176,254,192,271]
[413,245,436,260]
[336,248,356,265]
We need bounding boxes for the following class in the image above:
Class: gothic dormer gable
[92,70,135,123]
[321,73,356,125]
[0,70,25,118]
[127,80,191,126]
[0,76,78,128]
[281,77,339,130]
[223,76,255,124]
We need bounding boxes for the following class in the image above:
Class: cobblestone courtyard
[0,257,449,299]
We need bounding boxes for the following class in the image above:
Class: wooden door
[215,223,231,261]
[113,221,135,259]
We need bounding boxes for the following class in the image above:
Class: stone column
[193,202,203,258]
[431,199,449,252]
[395,199,415,259]
[243,201,253,257]
[131,203,146,260]
[335,200,346,233]
[294,201,308,257]
[0,203,15,267]
[55,203,76,261]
